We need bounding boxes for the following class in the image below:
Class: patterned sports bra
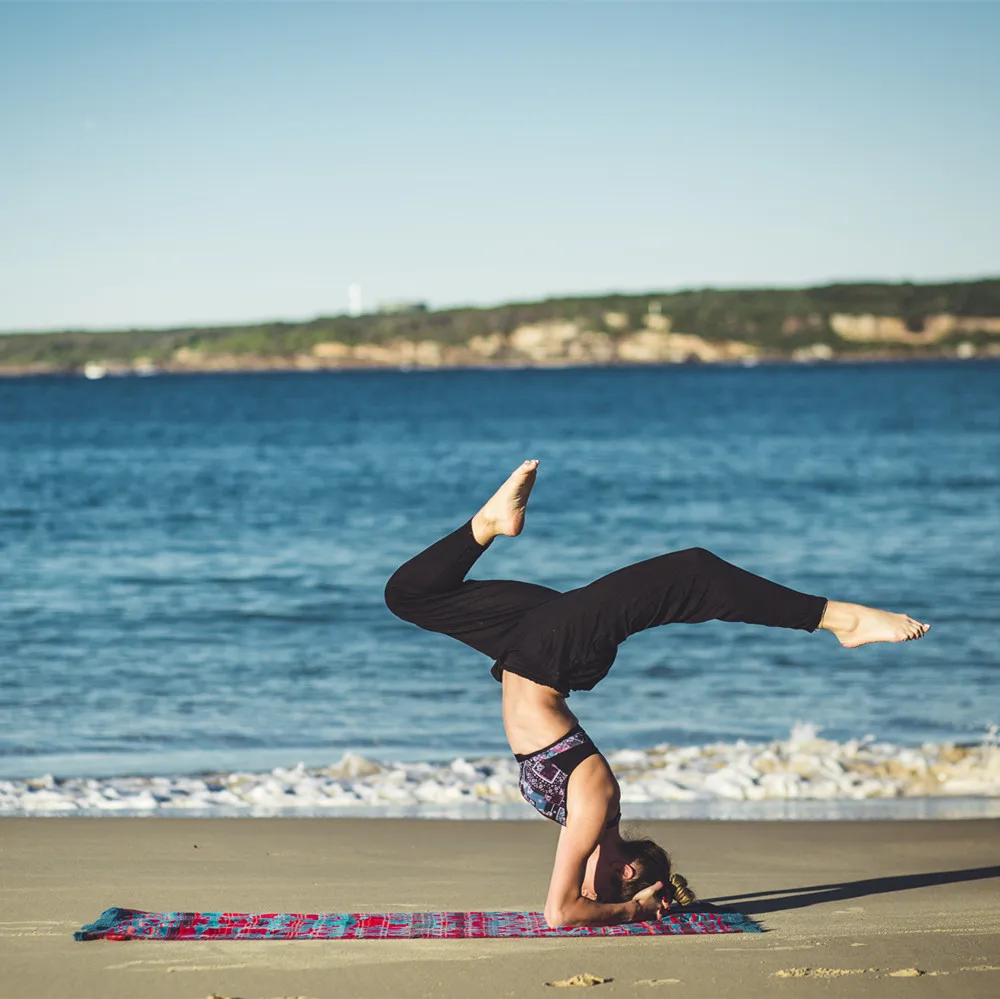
[515,725,621,828]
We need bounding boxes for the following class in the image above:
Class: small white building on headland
[377,300,428,316]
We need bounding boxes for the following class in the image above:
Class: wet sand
[2,818,998,999]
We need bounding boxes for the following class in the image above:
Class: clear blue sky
[1,1,998,332]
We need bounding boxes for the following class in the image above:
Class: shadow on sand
[702,865,1000,915]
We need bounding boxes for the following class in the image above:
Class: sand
[1,818,998,999]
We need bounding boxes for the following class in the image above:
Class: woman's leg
[568,547,927,647]
[504,547,831,691]
[384,461,558,659]
[526,547,928,688]
[569,547,828,643]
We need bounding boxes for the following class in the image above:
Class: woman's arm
[544,830,665,926]
[542,762,666,928]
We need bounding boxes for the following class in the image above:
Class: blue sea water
[1,362,998,782]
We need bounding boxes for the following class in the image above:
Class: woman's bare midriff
[501,669,579,756]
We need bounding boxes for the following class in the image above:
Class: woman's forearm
[545,896,639,928]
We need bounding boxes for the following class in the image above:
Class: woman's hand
[630,881,669,921]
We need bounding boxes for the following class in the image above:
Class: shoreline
[4,816,999,999]
[4,798,1000,822]
[2,277,998,379]
[2,351,999,380]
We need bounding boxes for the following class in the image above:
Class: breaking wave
[4,724,999,819]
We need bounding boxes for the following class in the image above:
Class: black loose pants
[385,523,827,695]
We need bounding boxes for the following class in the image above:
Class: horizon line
[3,272,999,339]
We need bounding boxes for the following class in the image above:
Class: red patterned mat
[75,906,761,940]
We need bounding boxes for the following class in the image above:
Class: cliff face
[158,319,759,373]
[829,313,1000,344]
[15,313,1000,378]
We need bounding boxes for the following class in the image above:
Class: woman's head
[616,837,696,907]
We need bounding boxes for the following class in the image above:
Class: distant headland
[2,278,999,378]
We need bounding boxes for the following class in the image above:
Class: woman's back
[501,671,577,755]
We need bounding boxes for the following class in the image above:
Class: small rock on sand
[888,968,925,977]
[546,973,612,988]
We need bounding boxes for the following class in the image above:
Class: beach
[3,817,998,999]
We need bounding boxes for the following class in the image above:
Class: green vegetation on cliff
[2,278,999,371]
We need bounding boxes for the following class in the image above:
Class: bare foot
[471,460,539,545]
[819,600,930,649]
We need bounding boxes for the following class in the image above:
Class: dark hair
[618,837,696,906]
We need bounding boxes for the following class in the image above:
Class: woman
[384,461,929,927]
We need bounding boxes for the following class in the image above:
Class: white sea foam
[3,724,999,819]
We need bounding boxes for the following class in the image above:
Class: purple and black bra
[515,724,621,827]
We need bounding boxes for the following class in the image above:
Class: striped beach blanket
[75,906,760,940]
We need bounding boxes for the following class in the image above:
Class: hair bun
[669,871,696,906]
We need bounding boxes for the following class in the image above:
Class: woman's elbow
[544,903,582,929]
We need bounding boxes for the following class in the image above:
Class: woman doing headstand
[384,461,929,928]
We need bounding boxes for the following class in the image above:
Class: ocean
[1,361,998,816]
